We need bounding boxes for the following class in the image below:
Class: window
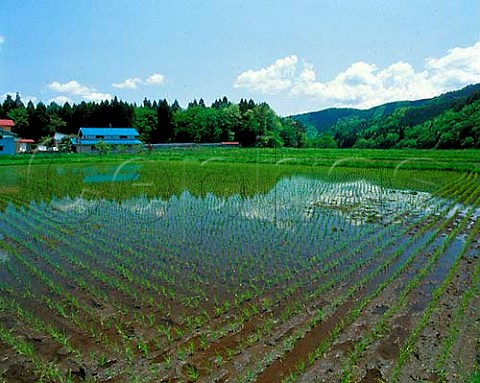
[0,135,3,139]
[119,135,128,139]
[0,146,3,151]
[96,135,105,139]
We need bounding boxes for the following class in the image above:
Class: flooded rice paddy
[0,161,478,382]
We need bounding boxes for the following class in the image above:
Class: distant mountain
[291,83,480,135]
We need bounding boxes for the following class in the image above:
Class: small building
[75,127,142,153]
[0,119,15,132]
[16,139,35,153]
[0,128,17,155]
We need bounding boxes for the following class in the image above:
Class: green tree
[2,94,16,115]
[8,107,29,138]
[29,102,51,141]
[94,140,112,154]
[332,118,364,148]
[134,107,158,143]
[217,104,241,141]
[279,118,306,147]
[14,93,24,109]
[309,134,337,148]
[154,99,174,143]
[48,114,67,134]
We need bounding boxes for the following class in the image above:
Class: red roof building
[0,119,15,132]
[16,139,35,154]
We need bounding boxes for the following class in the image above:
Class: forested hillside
[0,96,305,147]
[292,83,480,149]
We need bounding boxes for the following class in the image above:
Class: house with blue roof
[75,127,142,153]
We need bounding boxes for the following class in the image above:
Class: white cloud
[48,80,91,95]
[83,92,113,102]
[425,42,480,89]
[234,55,298,94]
[112,77,143,89]
[235,41,480,109]
[48,80,112,102]
[146,73,165,85]
[111,73,165,89]
[0,35,5,44]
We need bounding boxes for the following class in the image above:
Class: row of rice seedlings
[433,246,480,380]
[0,204,118,308]
[0,240,110,346]
[279,217,457,383]
[340,176,480,382]
[0,242,171,379]
[0,295,80,358]
[240,174,477,382]
[0,210,139,360]
[123,179,386,376]
[0,323,65,382]
[189,180,435,376]
[1,195,232,372]
[186,173,474,380]
[15,201,160,314]
[0,173,468,380]
[391,204,480,382]
[217,175,472,380]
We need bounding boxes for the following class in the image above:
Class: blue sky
[1,0,480,115]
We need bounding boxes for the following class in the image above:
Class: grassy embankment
[0,148,479,172]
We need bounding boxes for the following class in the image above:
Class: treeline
[0,94,307,147]
[331,93,480,149]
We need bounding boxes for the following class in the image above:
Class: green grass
[1,148,479,172]
[469,372,480,383]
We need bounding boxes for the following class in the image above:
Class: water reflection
[240,178,437,226]
[41,177,440,227]
[0,177,454,285]
[0,233,6,262]
[82,165,141,184]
